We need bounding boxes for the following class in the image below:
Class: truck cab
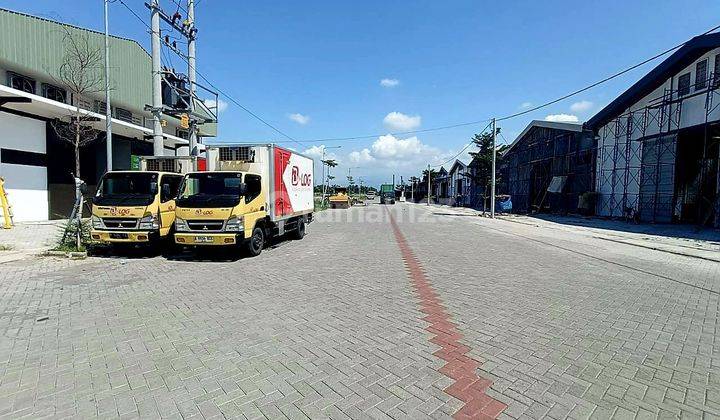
[173,144,314,256]
[174,171,267,249]
[379,184,396,204]
[90,171,183,245]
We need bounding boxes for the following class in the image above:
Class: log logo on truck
[291,166,311,187]
[109,207,131,216]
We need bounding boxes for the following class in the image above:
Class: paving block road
[0,202,718,419]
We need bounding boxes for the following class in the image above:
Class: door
[159,174,182,236]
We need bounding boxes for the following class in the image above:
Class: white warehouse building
[587,33,720,228]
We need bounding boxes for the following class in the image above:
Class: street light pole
[103,0,112,171]
[491,118,497,219]
[427,164,431,206]
[320,145,341,205]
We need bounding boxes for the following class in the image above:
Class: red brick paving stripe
[386,209,507,420]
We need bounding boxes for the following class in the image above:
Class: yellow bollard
[0,177,13,229]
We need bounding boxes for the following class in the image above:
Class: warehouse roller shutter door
[0,112,48,221]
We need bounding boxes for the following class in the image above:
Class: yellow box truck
[174,144,314,256]
[90,157,192,247]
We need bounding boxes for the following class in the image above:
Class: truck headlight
[139,213,159,230]
[91,215,104,229]
[225,216,243,232]
[175,217,190,232]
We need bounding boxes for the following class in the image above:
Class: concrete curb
[594,236,720,263]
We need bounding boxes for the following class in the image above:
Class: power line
[495,22,720,122]
[294,118,493,144]
[296,22,720,143]
[115,0,305,147]
[117,0,720,149]
[430,120,492,168]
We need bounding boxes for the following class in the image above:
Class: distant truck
[379,184,395,204]
[90,157,194,248]
[174,144,314,256]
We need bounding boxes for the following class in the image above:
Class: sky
[4,0,720,186]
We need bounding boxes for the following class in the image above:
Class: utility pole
[427,164,431,206]
[411,178,414,201]
[320,145,341,204]
[490,117,497,218]
[321,148,326,202]
[187,0,198,156]
[103,0,113,171]
[150,0,164,156]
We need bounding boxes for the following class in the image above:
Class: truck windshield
[176,172,243,208]
[93,172,157,206]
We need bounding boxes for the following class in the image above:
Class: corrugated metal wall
[0,9,151,112]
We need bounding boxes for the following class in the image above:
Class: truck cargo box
[205,143,314,222]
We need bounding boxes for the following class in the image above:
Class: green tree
[467,128,509,209]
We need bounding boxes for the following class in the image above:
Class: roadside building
[0,8,216,221]
[501,120,595,214]
[446,159,471,206]
[431,166,449,203]
[587,33,720,227]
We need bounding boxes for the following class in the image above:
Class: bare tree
[50,26,105,178]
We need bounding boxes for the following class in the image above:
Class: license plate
[110,233,128,239]
[194,236,214,243]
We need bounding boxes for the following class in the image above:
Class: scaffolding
[504,126,594,214]
[596,72,720,227]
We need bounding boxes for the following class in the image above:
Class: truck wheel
[292,219,306,240]
[247,227,264,257]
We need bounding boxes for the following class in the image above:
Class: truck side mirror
[238,182,248,196]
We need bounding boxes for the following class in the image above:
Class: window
[161,175,183,202]
[7,72,35,94]
[0,148,47,167]
[714,54,720,88]
[94,100,108,114]
[116,107,133,123]
[41,83,67,103]
[678,72,691,96]
[695,59,708,90]
[244,174,262,203]
[176,129,190,140]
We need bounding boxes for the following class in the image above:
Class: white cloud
[380,78,400,88]
[569,100,593,113]
[383,112,421,131]
[346,134,440,168]
[303,145,338,161]
[520,102,532,109]
[204,98,228,113]
[545,113,579,123]
[288,113,310,125]
[348,148,375,165]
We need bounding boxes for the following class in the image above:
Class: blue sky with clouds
[4,0,719,186]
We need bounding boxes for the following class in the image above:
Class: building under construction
[587,33,720,228]
[501,120,595,214]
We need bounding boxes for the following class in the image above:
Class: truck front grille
[186,220,225,232]
[102,218,139,229]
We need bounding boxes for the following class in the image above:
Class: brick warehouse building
[0,8,217,221]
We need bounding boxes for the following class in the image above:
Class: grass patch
[54,219,92,253]
[0,244,13,251]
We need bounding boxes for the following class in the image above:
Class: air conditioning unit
[140,156,197,174]
[218,146,254,162]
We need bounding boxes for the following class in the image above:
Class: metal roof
[504,120,584,156]
[0,7,151,112]
[586,32,720,129]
